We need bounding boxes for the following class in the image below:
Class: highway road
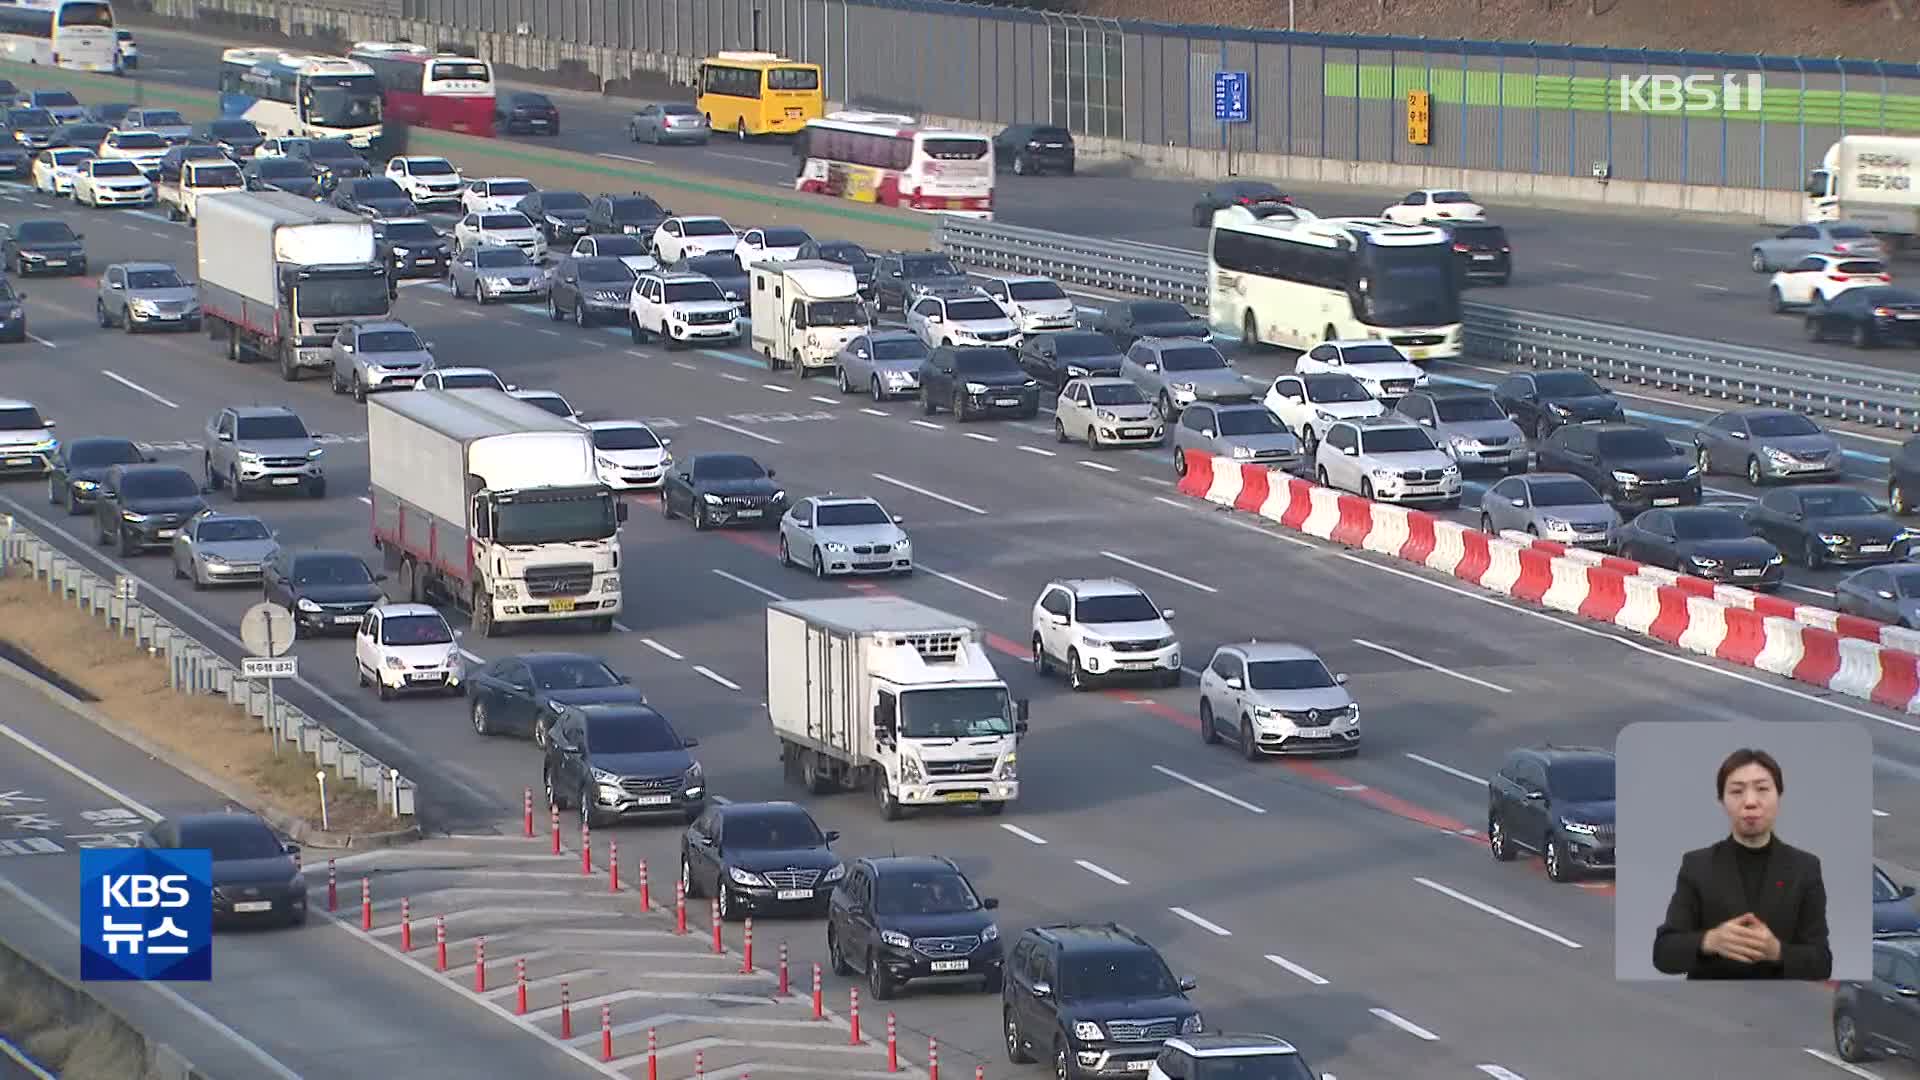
[116,25,1920,372]
[4,173,1920,1079]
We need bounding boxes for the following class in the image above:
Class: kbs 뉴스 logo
[80,848,213,981]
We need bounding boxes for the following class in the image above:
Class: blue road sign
[1213,71,1250,123]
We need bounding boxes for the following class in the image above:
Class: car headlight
[1689,555,1723,569]
[823,862,845,883]
[1231,445,1253,459]
[1172,381,1197,392]
[1819,533,1847,546]
[1769,553,1785,565]
[1548,402,1571,415]
[597,456,617,469]
[1559,819,1598,835]
[1442,464,1460,476]
[602,575,621,593]
[1369,468,1396,481]
[892,538,911,550]
[823,541,849,553]
[880,930,912,949]
[384,655,406,670]
[1072,1022,1105,1042]
[295,597,321,612]
[702,493,723,504]
[1610,470,1640,485]
[200,552,227,565]
[120,510,149,522]
[728,866,769,887]
[1414,372,1431,386]
[1078,634,1107,647]
[237,449,260,462]
[899,755,923,783]
[484,276,513,288]
[307,448,323,459]
[997,753,1016,780]
[128,298,158,315]
[1765,447,1794,464]
[981,923,999,942]
[1684,466,1701,478]
[772,490,786,503]
[1181,1014,1205,1035]
[964,381,988,394]
[1023,379,1038,388]
[392,246,412,256]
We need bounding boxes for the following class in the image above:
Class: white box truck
[1806,135,1920,249]
[767,596,1027,820]
[748,259,871,377]
[196,190,392,381]
[368,388,627,637]
[159,157,245,225]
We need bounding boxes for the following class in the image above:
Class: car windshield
[870,337,926,361]
[114,132,166,149]
[721,810,823,850]
[292,555,371,585]
[1246,658,1337,690]
[34,92,77,108]
[51,149,91,165]
[1053,334,1116,359]
[953,350,1017,375]
[899,685,1015,738]
[1159,347,1226,372]
[1303,374,1371,403]
[580,260,636,284]
[592,426,660,452]
[196,518,270,542]
[1361,428,1437,453]
[209,119,258,139]
[381,614,452,646]
[438,371,504,389]
[1433,396,1505,422]
[820,244,871,268]
[1533,372,1604,397]
[355,179,405,198]
[1060,952,1179,1000]
[816,501,889,527]
[662,103,699,116]
[305,140,361,162]
[480,214,531,230]
[121,471,199,499]
[1746,413,1821,437]
[902,254,957,277]
[1596,430,1674,458]
[1339,344,1407,365]
[663,280,725,302]
[1130,302,1190,323]
[1007,280,1066,301]
[1211,408,1283,436]
[1892,570,1920,599]
[16,221,75,243]
[945,299,1003,321]
[590,235,644,256]
[873,870,981,915]
[529,657,620,690]
[1830,225,1873,239]
[541,191,588,210]
[1089,383,1147,406]
[127,269,183,288]
[294,275,391,317]
[609,197,664,219]
[255,159,310,178]
[1875,868,1901,902]
[0,406,45,429]
[409,159,456,175]
[1431,190,1474,204]
[9,109,52,128]
[488,180,535,196]
[587,715,681,754]
[1669,512,1749,541]
[358,330,423,352]
[69,440,141,467]
[695,456,765,480]
[1548,760,1614,802]
[142,110,185,126]
[1800,490,1879,518]
[384,222,439,244]
[1077,593,1160,623]
[180,822,283,861]
[686,256,739,277]
[235,415,309,440]
[760,227,809,246]
[518,394,572,417]
[1836,260,1886,275]
[91,160,140,177]
[1527,479,1602,507]
[1191,1057,1316,1080]
[682,218,733,237]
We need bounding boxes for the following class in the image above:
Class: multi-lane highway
[3,158,1919,1079]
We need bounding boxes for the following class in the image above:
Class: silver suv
[96,261,199,333]
[203,405,325,500]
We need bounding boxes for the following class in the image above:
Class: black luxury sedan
[1091,299,1210,349]
[466,651,646,744]
[497,90,560,134]
[49,435,150,513]
[1742,485,1912,569]
[331,176,415,218]
[681,801,842,920]
[1002,923,1202,1077]
[139,812,305,927]
[541,702,704,826]
[1487,744,1616,883]
[661,453,785,530]
[1833,934,1920,1065]
[261,548,387,636]
[1017,329,1125,389]
[3,219,85,277]
[1490,369,1624,438]
[1616,507,1785,590]
[516,189,592,244]
[826,855,1003,1000]
[1534,422,1701,514]
[92,464,208,557]
[244,156,323,199]
[587,192,672,239]
[919,345,1041,421]
[1806,286,1920,348]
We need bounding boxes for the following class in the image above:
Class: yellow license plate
[1410,348,1430,359]
[942,791,981,803]
[548,597,575,613]
[786,108,802,118]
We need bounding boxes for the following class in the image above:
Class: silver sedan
[1835,565,1920,628]
[1170,400,1299,468]
[170,511,277,589]
[1692,407,1842,486]
[1750,221,1882,272]
[835,330,928,401]
[1479,472,1619,548]
[627,103,709,145]
[776,495,912,578]
[448,244,549,305]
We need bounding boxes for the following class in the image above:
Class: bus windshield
[1356,243,1458,328]
[307,84,382,128]
[58,2,113,26]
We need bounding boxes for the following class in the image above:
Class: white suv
[1262,371,1384,453]
[968,272,1075,333]
[1314,417,1461,506]
[628,272,740,348]
[1031,578,1180,691]
[1291,339,1429,404]
[354,603,463,700]
[907,288,1021,349]
[384,155,464,208]
[1149,1034,1336,1080]
[1767,252,1891,312]
[650,215,739,263]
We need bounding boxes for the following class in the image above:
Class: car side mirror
[425,341,436,349]
[339,343,355,353]
[1031,981,1053,999]
[216,431,232,441]
[1524,789,1546,801]
[765,468,777,478]
[1335,673,1349,685]
[108,280,122,289]
[1901,883,1916,899]
[1161,608,1175,620]
[373,572,389,582]
[1343,445,1359,456]
[1224,676,1244,690]
[1880,590,1898,600]
[1178,976,1197,991]
[824,830,841,842]
[1416,416,1431,426]
[855,349,869,359]
[1199,429,1214,438]
[1144,362,1160,372]
[681,737,699,748]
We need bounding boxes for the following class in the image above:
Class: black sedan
[1806,286,1920,348]
[1091,299,1209,349]
[672,253,747,304]
[1017,329,1124,389]
[49,121,110,150]
[204,117,263,158]
[1492,369,1624,438]
[796,239,876,298]
[139,812,305,927]
[3,219,85,277]
[466,650,646,745]
[920,345,1042,421]
[245,157,322,199]
[662,453,785,530]
[497,90,560,135]
[262,548,387,637]
[374,218,453,279]
[1535,422,1700,514]
[1191,179,1292,227]
[517,189,592,244]
[93,464,208,557]
[49,435,150,513]
[587,193,671,238]
[682,800,843,921]
[992,123,1075,177]
[1743,485,1913,569]
[827,855,1003,1000]
[332,176,415,219]
[1616,507,1785,590]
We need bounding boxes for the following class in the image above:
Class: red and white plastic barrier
[1175,449,1920,712]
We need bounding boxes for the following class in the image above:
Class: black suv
[1487,744,1616,883]
[827,855,1004,1000]
[587,192,671,239]
[541,703,704,827]
[874,251,968,313]
[920,345,1041,421]
[1534,422,1702,515]
[1443,221,1511,284]
[993,123,1076,176]
[93,464,208,557]
[1003,923,1201,1079]
[1891,435,1920,517]
[1834,934,1920,1065]
[49,436,150,513]
[681,800,841,920]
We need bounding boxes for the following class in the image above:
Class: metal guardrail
[0,517,417,819]
[933,218,1920,431]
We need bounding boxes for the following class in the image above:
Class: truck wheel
[801,752,830,795]
[472,588,497,638]
[226,326,242,362]
[875,772,903,821]
[792,351,806,378]
[279,347,299,382]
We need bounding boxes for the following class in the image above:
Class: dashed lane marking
[1414,877,1583,950]
[1074,860,1129,886]
[1168,907,1232,937]
[1265,954,1329,986]
[998,823,1047,845]
[1370,1008,1440,1042]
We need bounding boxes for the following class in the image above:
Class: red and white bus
[348,41,494,136]
[793,112,993,219]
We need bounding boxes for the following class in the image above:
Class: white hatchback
[32,148,93,195]
[462,176,537,216]
[650,215,739,263]
[1768,253,1891,312]
[1381,188,1485,225]
[587,419,672,491]
[354,603,463,700]
[1292,340,1428,404]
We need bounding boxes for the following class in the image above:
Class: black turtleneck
[1732,835,1774,909]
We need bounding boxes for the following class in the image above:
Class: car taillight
[1236,196,1250,204]
[1873,306,1895,317]
[1452,243,1470,252]
[1834,242,1851,252]
[1828,274,1850,281]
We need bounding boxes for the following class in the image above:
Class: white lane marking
[710,569,787,602]
[101,370,179,409]
[1405,753,1485,785]
[693,665,740,691]
[919,565,1008,602]
[1784,583,1836,599]
[1414,877,1583,949]
[1078,460,1119,473]
[963,432,997,443]
[672,361,699,371]
[458,647,486,664]
[0,722,163,822]
[30,200,51,208]
[1694,282,1731,292]
[1139,475,1174,486]
[909,420,942,431]
[871,473,987,515]
[1674,247,1728,257]
[860,408,888,417]
[1477,1068,1529,1080]
[1151,764,1265,814]
[27,332,56,349]
[1351,638,1512,694]
[1874,808,1891,818]
[1100,550,1216,593]
[612,620,634,632]
[1153,496,1192,510]
[809,395,838,405]
[999,823,1047,845]
[1168,906,1232,937]
[719,372,751,383]
[1566,283,1652,301]
[1804,1047,1886,1078]
[705,151,788,168]
[761,383,792,394]
[1017,446,1057,457]
[1371,1008,1440,1041]
[1075,859,1130,886]
[1265,953,1329,986]
[419,298,443,307]
[697,415,782,445]
[1544,259,1580,270]
[537,328,563,337]
[595,152,656,165]
[0,1034,55,1080]
[640,638,684,661]
[1617,271,1658,281]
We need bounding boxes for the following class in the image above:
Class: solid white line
[697,415,782,445]
[458,648,486,664]
[999,823,1047,845]
[1565,283,1652,301]
[1078,460,1119,473]
[1351,638,1512,694]
[963,432,997,443]
[909,420,942,431]
[761,383,792,394]
[1264,953,1330,986]
[1783,583,1836,599]
[1100,550,1216,593]
[596,152,656,165]
[860,408,888,417]
[1694,282,1731,292]
[1017,446,1056,457]
[1674,247,1727,257]
[672,361,699,371]
[537,328,563,337]
[0,721,163,821]
[1414,877,1583,949]
[612,620,635,632]
[693,665,741,691]
[1405,752,1485,785]
[1803,1047,1885,1078]
[1477,1067,1529,1080]
[871,473,987,515]
[710,568,787,602]
[919,565,1008,602]
[809,395,838,405]
[1151,764,1265,814]
[101,370,179,409]
[0,1034,56,1080]
[1153,496,1189,510]
[1370,1008,1440,1041]
[1168,906,1232,937]
[641,638,684,661]
[27,332,55,349]
[1617,271,1658,281]
[1075,859,1130,886]
[419,298,443,307]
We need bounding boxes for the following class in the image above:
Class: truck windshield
[194,164,243,187]
[899,686,1014,739]
[294,275,391,318]
[806,300,867,327]
[494,493,618,545]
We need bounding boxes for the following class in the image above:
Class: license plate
[1652,497,1681,506]
[1734,568,1765,578]
[930,959,969,972]
[1409,347,1430,359]
[942,791,981,803]
[1472,253,1496,261]
[776,888,813,900]
[548,597,576,613]
[633,794,672,806]
[45,259,66,267]
[271,476,300,486]
[232,900,273,913]
[1294,728,1333,738]
[1127,1063,1153,1073]
[415,257,435,265]
[994,398,1020,407]
[1864,544,1892,553]
[734,509,762,519]
[334,614,360,624]
[1122,428,1149,437]
[5,457,30,465]
[155,529,176,539]
[786,108,802,118]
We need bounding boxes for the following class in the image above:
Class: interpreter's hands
[1703,913,1773,964]
[1734,912,1782,962]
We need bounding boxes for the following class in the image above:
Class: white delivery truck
[197,191,392,381]
[159,157,245,225]
[767,596,1027,820]
[748,259,871,377]
[1806,135,1920,250]
[368,389,627,637]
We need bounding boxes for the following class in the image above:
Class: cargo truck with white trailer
[766,597,1026,820]
[748,259,870,376]
[368,388,627,637]
[1806,135,1920,250]
[196,190,392,381]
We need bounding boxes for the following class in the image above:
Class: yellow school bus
[695,51,824,138]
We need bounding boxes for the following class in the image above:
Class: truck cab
[748,260,871,376]
[160,157,245,225]
[1806,136,1919,249]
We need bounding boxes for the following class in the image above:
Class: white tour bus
[0,0,116,73]
[793,111,993,218]
[1207,205,1462,361]
[217,48,384,148]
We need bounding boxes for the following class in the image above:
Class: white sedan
[776,495,912,578]
[1262,371,1385,453]
[353,602,464,700]
[650,215,739,264]
[453,212,547,261]
[461,176,537,216]
[736,226,811,264]
[1380,189,1485,225]
[1767,253,1891,312]
[31,148,93,196]
[1291,340,1429,404]
[72,159,154,208]
[586,419,672,491]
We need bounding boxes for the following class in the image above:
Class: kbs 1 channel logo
[1617,73,1765,115]
[80,849,213,981]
